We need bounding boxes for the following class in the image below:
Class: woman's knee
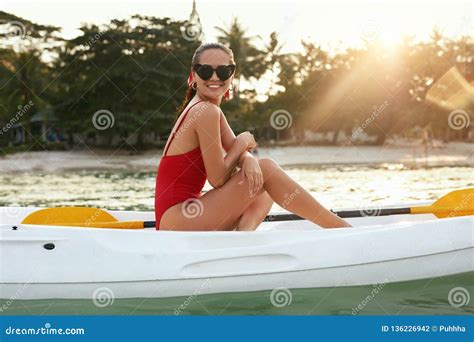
[258,157,278,172]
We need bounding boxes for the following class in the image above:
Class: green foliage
[0,11,473,152]
[51,16,201,147]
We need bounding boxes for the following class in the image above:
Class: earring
[191,82,198,90]
[224,84,233,101]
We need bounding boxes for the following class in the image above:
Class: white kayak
[0,206,472,300]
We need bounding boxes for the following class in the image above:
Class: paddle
[20,188,474,229]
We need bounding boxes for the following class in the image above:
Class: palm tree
[215,17,265,97]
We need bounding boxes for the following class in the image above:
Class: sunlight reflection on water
[1,165,472,211]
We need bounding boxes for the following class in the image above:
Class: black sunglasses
[193,64,236,81]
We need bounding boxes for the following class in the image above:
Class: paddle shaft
[20,188,473,229]
[139,207,412,227]
[267,207,412,221]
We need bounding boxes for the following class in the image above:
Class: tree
[53,15,201,148]
[215,17,267,98]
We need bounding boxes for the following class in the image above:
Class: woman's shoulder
[190,100,219,113]
[188,101,221,123]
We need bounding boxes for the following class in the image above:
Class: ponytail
[175,87,196,123]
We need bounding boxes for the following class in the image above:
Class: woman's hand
[236,131,257,151]
[240,155,263,198]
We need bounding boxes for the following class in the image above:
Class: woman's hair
[175,43,235,118]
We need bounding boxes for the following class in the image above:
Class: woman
[155,42,351,231]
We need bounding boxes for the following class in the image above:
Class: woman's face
[193,49,234,101]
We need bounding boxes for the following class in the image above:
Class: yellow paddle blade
[21,207,145,229]
[22,207,113,226]
[411,188,474,218]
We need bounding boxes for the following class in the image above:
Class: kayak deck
[0,206,473,299]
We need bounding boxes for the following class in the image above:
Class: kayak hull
[0,249,471,300]
[1,207,473,299]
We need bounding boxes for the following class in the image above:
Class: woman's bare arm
[219,110,254,166]
[194,104,248,188]
[219,111,235,152]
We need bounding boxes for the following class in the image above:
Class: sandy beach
[1,142,472,172]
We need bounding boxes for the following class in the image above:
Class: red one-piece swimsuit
[155,101,207,230]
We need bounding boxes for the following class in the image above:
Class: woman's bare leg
[258,158,351,228]
[222,190,273,231]
[160,172,271,231]
[160,158,350,231]
[235,190,273,231]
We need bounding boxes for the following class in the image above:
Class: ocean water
[1,165,472,211]
[1,273,472,315]
[0,164,472,315]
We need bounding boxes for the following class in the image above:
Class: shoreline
[1,142,472,172]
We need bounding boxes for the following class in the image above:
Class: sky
[3,0,472,100]
[3,0,473,54]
